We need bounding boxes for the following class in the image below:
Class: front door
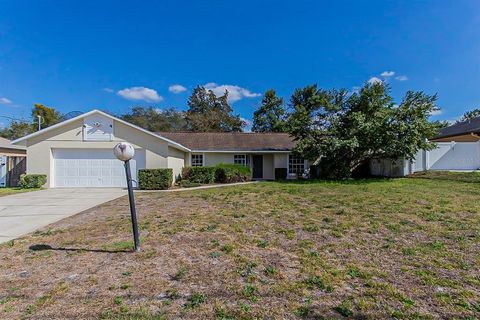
[252,155,263,179]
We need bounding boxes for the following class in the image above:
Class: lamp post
[113,142,140,252]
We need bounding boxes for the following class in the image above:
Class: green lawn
[0,174,479,319]
[0,187,39,197]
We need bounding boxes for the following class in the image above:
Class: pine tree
[186,86,245,132]
[252,90,287,132]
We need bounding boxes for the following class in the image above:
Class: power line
[0,115,29,122]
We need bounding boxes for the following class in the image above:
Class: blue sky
[0,0,479,128]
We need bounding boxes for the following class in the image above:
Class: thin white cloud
[103,88,114,93]
[367,77,383,85]
[204,83,260,102]
[117,87,163,102]
[395,75,408,81]
[381,71,395,77]
[0,97,12,105]
[168,84,187,94]
[430,109,442,116]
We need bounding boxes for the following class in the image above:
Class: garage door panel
[78,167,89,176]
[66,167,78,176]
[53,149,145,188]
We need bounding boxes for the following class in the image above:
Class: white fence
[370,142,480,176]
[416,141,480,171]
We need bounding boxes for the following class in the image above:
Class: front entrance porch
[252,155,264,179]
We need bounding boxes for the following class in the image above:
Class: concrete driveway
[0,188,126,243]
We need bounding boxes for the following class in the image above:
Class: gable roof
[435,117,480,139]
[157,132,295,152]
[10,110,191,152]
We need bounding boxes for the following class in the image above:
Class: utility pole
[37,115,43,131]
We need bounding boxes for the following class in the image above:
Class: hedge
[215,163,252,183]
[274,168,288,180]
[19,174,47,189]
[182,166,216,184]
[138,169,173,190]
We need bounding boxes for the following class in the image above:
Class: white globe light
[114,142,135,161]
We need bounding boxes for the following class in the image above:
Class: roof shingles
[157,132,295,151]
[435,117,480,139]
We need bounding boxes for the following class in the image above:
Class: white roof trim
[191,150,291,153]
[11,109,191,152]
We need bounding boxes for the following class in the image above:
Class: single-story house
[11,110,307,188]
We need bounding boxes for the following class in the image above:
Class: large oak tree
[288,82,443,179]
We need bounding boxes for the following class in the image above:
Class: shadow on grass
[29,244,131,253]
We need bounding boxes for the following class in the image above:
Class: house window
[234,154,248,166]
[289,154,305,174]
[191,154,203,167]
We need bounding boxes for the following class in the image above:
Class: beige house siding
[187,152,286,180]
[24,118,180,187]
[262,154,274,180]
[168,147,186,182]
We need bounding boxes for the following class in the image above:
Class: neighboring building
[0,137,27,187]
[11,110,305,188]
[431,117,480,142]
[371,118,480,176]
[0,137,26,157]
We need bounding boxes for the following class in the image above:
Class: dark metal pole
[124,159,140,252]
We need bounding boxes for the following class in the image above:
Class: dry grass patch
[0,175,479,319]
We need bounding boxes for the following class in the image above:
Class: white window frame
[288,154,306,174]
[191,154,204,167]
[234,154,248,166]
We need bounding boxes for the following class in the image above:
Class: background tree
[0,121,34,140]
[252,89,287,132]
[457,108,480,123]
[288,82,442,179]
[0,103,63,139]
[32,103,63,129]
[121,106,188,132]
[186,86,245,132]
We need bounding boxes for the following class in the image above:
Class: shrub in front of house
[182,167,216,184]
[274,168,288,180]
[215,163,252,183]
[19,174,47,189]
[138,169,173,190]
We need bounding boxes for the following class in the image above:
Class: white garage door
[53,149,145,188]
